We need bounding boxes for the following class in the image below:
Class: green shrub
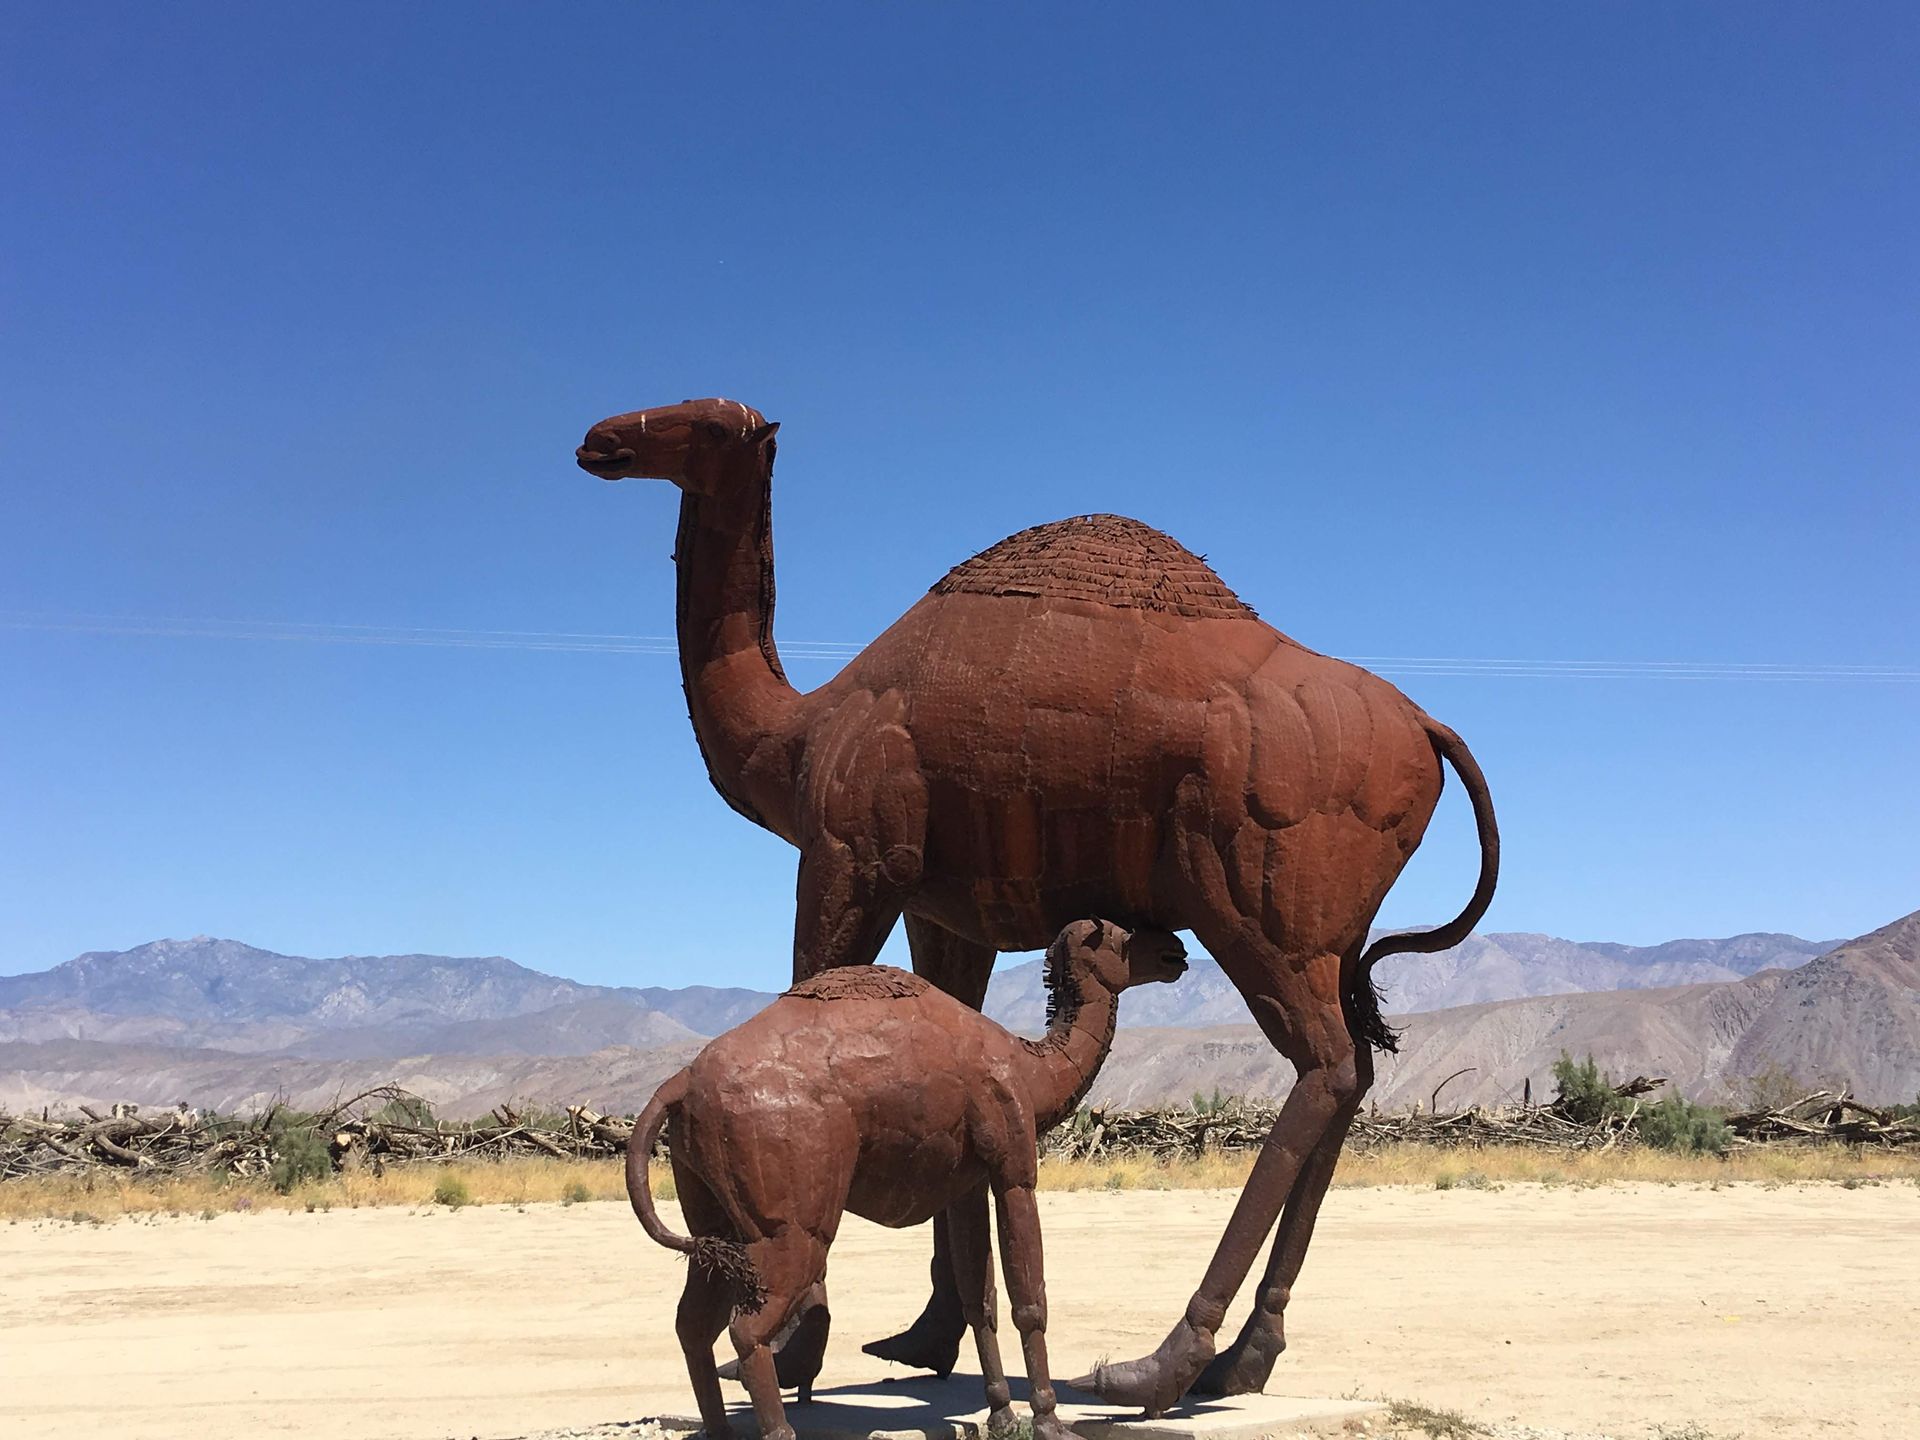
[561,1179,593,1206]
[268,1124,333,1194]
[431,1172,471,1208]
[1550,1052,1623,1125]
[1637,1094,1731,1155]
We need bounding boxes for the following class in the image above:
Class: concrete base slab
[654,1372,1384,1440]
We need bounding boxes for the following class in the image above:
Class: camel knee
[1324,1049,1361,1107]
[1185,1295,1228,1333]
[1010,1299,1047,1334]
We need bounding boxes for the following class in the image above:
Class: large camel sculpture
[576,398,1498,1414]
[628,918,1190,1440]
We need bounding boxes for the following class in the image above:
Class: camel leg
[948,1182,1018,1436]
[993,1178,1072,1440]
[1194,1042,1373,1396]
[678,1265,738,1438]
[712,1280,829,1393]
[728,1227,830,1440]
[1070,931,1358,1416]
[864,916,993,1374]
[766,842,906,1387]
[791,839,906,981]
[673,1169,738,1438]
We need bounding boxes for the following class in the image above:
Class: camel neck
[672,462,802,838]
[1020,974,1121,1131]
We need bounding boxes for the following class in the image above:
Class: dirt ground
[3,1182,1914,1440]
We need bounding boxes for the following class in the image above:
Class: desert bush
[561,1179,592,1206]
[1550,1052,1623,1125]
[1637,1094,1732,1155]
[267,1118,334,1194]
[431,1172,472,1208]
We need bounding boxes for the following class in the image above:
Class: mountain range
[0,913,1911,1117]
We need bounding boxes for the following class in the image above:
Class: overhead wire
[2,611,1915,682]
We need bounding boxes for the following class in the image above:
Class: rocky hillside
[1087,909,1920,1110]
[2,912,1908,1119]
[0,938,764,1056]
[981,929,1834,1033]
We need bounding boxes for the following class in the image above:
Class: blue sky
[3,5,1915,985]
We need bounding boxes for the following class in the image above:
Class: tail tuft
[1344,970,1401,1055]
[689,1236,766,1312]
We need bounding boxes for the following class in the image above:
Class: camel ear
[750,422,780,444]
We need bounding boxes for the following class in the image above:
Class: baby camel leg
[673,1165,738,1438]
[729,1227,830,1440]
[993,1179,1072,1440]
[677,1265,737,1439]
[947,1183,1017,1435]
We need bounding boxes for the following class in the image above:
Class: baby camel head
[575,398,778,496]
[1047,919,1188,1012]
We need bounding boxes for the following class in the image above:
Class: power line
[3,610,1915,682]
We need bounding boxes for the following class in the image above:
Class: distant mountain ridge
[979,929,1836,1033]
[1086,909,1920,1110]
[0,938,764,1056]
[3,917,1904,1121]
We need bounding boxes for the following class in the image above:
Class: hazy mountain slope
[628,985,777,1036]
[1082,910,1918,1110]
[0,938,615,1028]
[1722,911,1920,1103]
[981,930,1832,1033]
[3,910,1907,1117]
[276,998,701,1059]
[0,937,757,1054]
[0,1036,705,1120]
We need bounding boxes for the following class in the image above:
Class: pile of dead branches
[1723,1090,1920,1148]
[8,1081,1917,1182]
[1043,1099,1649,1158]
[323,1087,638,1173]
[0,1086,645,1181]
[0,1103,250,1179]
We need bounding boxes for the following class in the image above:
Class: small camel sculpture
[627,918,1188,1440]
[578,399,1498,1414]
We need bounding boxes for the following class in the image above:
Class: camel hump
[783,965,934,1002]
[931,514,1257,620]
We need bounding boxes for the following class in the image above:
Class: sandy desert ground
[3,1183,1915,1440]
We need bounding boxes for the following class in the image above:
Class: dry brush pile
[0,1086,640,1185]
[5,1081,1916,1186]
[1041,1082,1920,1161]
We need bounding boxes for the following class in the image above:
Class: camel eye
[699,419,733,443]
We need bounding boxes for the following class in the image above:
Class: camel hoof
[1192,1331,1283,1397]
[1068,1320,1215,1418]
[861,1323,962,1377]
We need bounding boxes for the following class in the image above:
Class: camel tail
[1349,717,1500,1054]
[626,1069,766,1311]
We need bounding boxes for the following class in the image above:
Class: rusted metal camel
[628,919,1189,1440]
[577,398,1498,1414]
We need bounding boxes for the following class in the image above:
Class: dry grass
[0,1156,638,1223]
[7,1144,1918,1224]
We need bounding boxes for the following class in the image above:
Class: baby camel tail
[626,1069,765,1308]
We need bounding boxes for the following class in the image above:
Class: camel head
[1050,919,1189,1001]
[575,398,779,496]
